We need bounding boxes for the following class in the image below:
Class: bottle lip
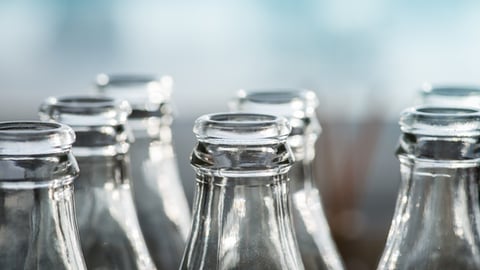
[95,73,173,115]
[420,84,480,107]
[421,84,480,97]
[193,112,291,145]
[39,95,131,127]
[399,105,480,136]
[0,121,75,155]
[234,88,318,118]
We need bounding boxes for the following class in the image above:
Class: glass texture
[181,112,304,270]
[420,84,480,108]
[96,74,190,269]
[0,121,86,270]
[39,96,156,270]
[232,89,344,270]
[377,106,480,270]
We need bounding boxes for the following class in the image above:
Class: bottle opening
[194,112,291,144]
[0,121,60,131]
[0,121,75,155]
[420,85,480,108]
[191,113,294,176]
[96,73,160,88]
[400,106,480,136]
[237,88,317,106]
[416,107,478,115]
[422,85,480,97]
[58,96,113,105]
[95,73,173,117]
[39,95,131,127]
[234,88,319,119]
[242,90,302,104]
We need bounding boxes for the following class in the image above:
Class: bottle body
[39,96,157,270]
[182,173,302,270]
[0,121,86,270]
[181,113,304,270]
[377,106,480,270]
[232,89,344,270]
[96,74,191,269]
[378,159,480,269]
[289,161,344,270]
[128,133,191,269]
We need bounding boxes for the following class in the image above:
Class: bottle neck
[128,116,173,143]
[0,183,86,269]
[378,156,480,269]
[181,173,304,270]
[288,132,318,191]
[74,154,130,187]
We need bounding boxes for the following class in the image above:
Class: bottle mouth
[193,112,291,145]
[0,121,75,155]
[191,113,294,176]
[232,89,321,141]
[234,88,318,118]
[95,73,173,116]
[39,95,131,127]
[421,84,480,107]
[421,84,480,97]
[96,73,160,88]
[399,106,480,136]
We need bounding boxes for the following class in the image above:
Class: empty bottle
[232,89,344,270]
[377,106,480,269]
[0,121,87,270]
[181,112,304,270]
[39,96,156,270]
[96,74,190,269]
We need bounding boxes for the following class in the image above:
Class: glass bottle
[39,96,156,270]
[0,121,87,270]
[420,84,480,107]
[231,89,344,270]
[181,113,304,270]
[96,74,190,269]
[377,106,480,270]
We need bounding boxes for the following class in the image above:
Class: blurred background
[2,1,480,269]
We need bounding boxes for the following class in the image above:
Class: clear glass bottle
[377,106,480,270]
[0,121,87,270]
[232,89,344,270]
[96,74,190,269]
[420,84,480,107]
[39,96,156,270]
[181,112,304,270]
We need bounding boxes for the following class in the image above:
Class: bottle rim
[95,73,173,111]
[193,112,291,144]
[238,88,317,103]
[0,121,75,155]
[39,95,131,127]
[399,105,480,136]
[234,88,318,118]
[421,84,480,97]
[96,73,161,88]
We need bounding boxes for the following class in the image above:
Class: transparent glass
[231,89,344,270]
[377,106,480,270]
[0,121,86,270]
[39,96,156,270]
[420,84,480,107]
[181,113,304,270]
[96,74,190,269]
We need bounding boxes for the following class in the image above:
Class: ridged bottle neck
[39,95,132,157]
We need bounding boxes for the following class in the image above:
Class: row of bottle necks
[1,76,480,270]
